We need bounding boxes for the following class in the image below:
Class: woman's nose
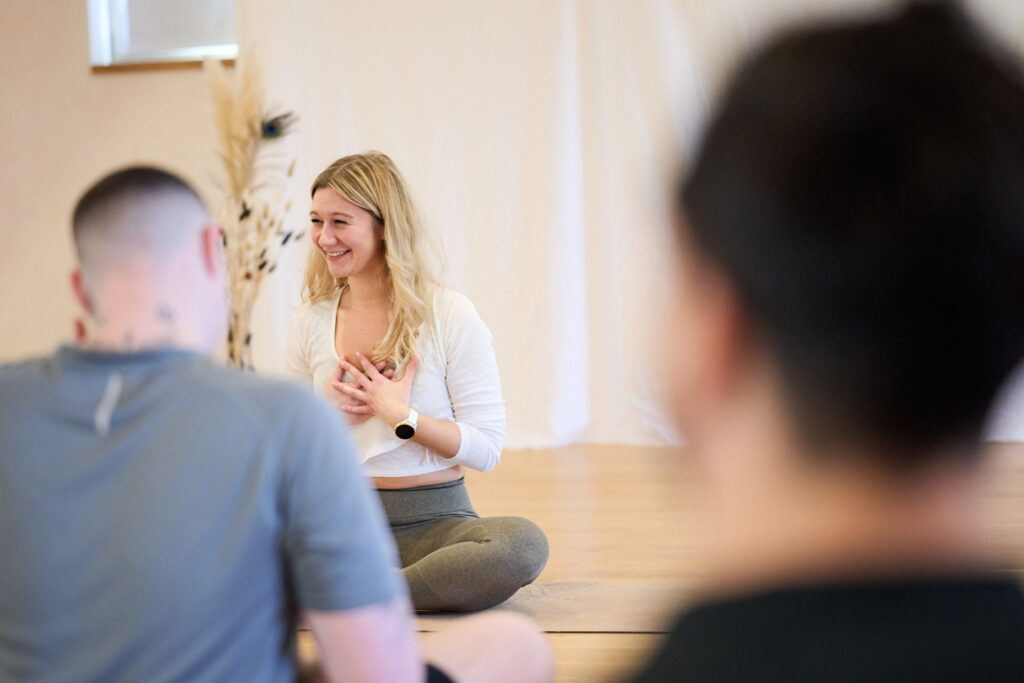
[317,225,337,246]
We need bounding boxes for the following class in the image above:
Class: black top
[630,576,1024,682]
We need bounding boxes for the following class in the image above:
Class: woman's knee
[492,517,549,583]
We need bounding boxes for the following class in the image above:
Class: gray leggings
[377,478,549,612]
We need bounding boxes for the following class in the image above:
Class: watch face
[395,423,415,440]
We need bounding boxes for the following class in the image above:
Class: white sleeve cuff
[448,420,502,472]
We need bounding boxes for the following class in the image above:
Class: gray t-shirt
[0,346,404,683]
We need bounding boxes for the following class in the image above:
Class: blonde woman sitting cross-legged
[285,151,549,613]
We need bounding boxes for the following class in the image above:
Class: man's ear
[700,265,752,403]
[70,269,92,314]
[200,223,225,277]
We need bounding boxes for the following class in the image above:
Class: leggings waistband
[376,477,478,528]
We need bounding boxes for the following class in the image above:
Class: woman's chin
[327,264,353,279]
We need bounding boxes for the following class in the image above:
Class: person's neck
[694,401,985,598]
[343,261,390,310]
[79,280,210,354]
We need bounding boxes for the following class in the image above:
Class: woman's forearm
[407,413,462,459]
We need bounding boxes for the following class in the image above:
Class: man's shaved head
[72,166,211,278]
[69,166,227,352]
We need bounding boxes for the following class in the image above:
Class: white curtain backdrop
[230,0,1024,449]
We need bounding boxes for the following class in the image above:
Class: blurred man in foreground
[633,2,1024,680]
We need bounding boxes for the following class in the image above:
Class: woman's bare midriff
[373,464,464,490]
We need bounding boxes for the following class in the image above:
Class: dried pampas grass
[206,52,299,370]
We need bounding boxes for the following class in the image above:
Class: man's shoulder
[0,353,58,395]
[633,577,1024,682]
[185,359,332,424]
[0,353,52,376]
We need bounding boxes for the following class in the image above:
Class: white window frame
[87,0,238,67]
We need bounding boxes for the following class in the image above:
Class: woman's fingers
[374,359,397,380]
[403,357,421,383]
[340,360,372,388]
[333,380,367,402]
[345,355,398,382]
[328,361,346,383]
[336,355,409,426]
[356,352,383,379]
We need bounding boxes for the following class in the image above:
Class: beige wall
[2,0,1023,443]
[0,0,218,362]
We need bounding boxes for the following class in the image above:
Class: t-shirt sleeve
[278,391,404,611]
[441,294,506,472]
[283,307,314,385]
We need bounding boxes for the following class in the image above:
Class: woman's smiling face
[310,188,384,280]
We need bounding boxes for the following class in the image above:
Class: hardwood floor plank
[417,580,687,634]
[543,633,663,683]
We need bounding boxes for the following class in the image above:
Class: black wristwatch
[394,408,419,440]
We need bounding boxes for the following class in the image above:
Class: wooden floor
[304,443,1024,682]
[420,444,700,682]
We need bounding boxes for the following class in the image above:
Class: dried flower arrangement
[205,55,301,370]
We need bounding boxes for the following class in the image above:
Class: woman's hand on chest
[325,358,395,426]
[332,353,421,428]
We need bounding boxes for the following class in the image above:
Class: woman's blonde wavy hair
[303,151,439,368]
